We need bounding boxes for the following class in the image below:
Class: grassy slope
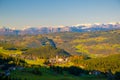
[25,59,45,65]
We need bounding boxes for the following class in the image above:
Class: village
[48,55,69,64]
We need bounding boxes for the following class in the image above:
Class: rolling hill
[0,35,70,60]
[45,29,120,58]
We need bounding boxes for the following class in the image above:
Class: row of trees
[0,53,27,69]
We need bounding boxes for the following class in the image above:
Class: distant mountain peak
[0,22,120,35]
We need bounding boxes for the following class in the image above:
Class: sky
[0,0,120,29]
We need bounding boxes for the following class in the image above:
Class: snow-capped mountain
[0,22,120,35]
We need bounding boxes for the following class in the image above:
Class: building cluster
[48,56,69,64]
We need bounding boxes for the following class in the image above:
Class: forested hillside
[71,54,120,74]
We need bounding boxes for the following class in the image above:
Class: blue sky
[0,0,120,29]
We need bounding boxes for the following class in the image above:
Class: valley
[1,0,120,79]
[0,29,120,80]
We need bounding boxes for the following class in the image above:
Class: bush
[50,66,63,74]
[114,72,120,80]
[68,66,83,76]
[5,47,17,50]
[32,68,42,75]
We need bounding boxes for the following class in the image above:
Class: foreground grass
[10,68,106,80]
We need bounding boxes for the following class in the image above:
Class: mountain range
[0,22,120,35]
